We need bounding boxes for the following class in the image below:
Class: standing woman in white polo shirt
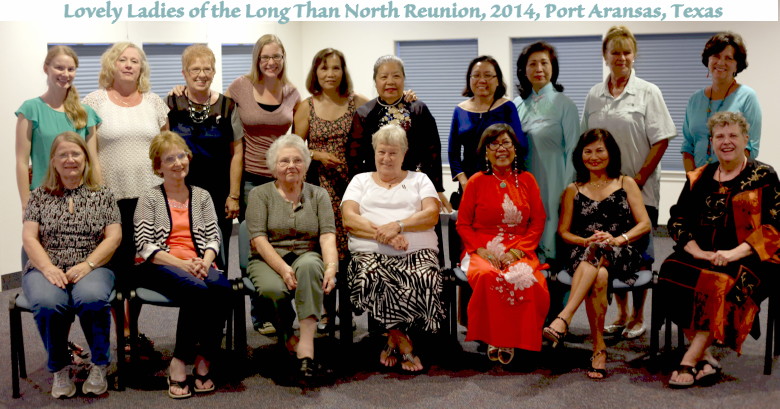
[581,26,676,340]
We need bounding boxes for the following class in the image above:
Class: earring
[485,157,491,173]
[513,157,518,172]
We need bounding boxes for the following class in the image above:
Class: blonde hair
[247,34,290,85]
[148,131,193,176]
[98,42,151,92]
[42,132,99,195]
[372,124,408,153]
[45,46,87,129]
[181,44,216,71]
[602,25,638,57]
[708,111,750,137]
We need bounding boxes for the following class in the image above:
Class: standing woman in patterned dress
[83,42,169,350]
[293,48,368,329]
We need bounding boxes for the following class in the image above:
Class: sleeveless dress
[307,95,355,258]
[566,177,644,285]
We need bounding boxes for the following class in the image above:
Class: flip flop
[192,369,215,393]
[669,365,697,389]
[167,376,191,399]
[380,343,398,367]
[695,360,722,386]
[400,353,424,373]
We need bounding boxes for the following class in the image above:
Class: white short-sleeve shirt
[342,171,439,256]
[581,70,677,208]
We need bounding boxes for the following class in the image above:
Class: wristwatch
[86,260,96,270]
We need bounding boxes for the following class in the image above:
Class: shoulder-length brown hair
[305,48,353,97]
[42,132,100,195]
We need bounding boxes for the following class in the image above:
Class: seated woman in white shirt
[342,124,443,373]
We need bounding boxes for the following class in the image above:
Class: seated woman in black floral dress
[660,112,780,388]
[543,129,650,380]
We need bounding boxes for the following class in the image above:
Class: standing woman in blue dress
[681,32,761,172]
[448,56,527,193]
[514,41,579,264]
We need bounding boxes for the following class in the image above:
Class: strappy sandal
[587,350,608,380]
[695,359,722,386]
[400,353,424,373]
[669,365,697,389]
[192,369,215,393]
[498,348,515,365]
[487,345,500,361]
[379,342,398,367]
[167,376,191,399]
[543,316,569,348]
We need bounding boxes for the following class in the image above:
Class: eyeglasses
[487,140,514,151]
[278,157,304,167]
[470,73,497,80]
[187,67,214,75]
[259,54,284,63]
[162,152,188,165]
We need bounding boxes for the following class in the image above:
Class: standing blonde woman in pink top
[226,34,301,219]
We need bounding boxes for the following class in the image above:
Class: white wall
[2,20,779,278]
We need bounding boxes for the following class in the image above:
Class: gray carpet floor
[1,231,778,408]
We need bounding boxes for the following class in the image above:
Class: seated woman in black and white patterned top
[342,124,443,373]
[134,131,231,399]
[22,132,121,398]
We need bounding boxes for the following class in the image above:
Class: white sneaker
[52,367,76,399]
[82,364,108,396]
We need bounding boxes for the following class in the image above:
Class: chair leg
[128,298,139,367]
[235,291,247,362]
[649,288,660,357]
[765,296,775,375]
[10,304,22,398]
[114,295,126,391]
[773,295,780,358]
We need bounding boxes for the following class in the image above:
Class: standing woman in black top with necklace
[167,44,242,268]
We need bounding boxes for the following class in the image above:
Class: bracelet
[621,233,630,245]
[228,194,239,200]
[509,248,524,260]
[396,220,404,233]
[326,262,338,272]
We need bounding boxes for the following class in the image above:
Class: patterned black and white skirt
[348,248,443,333]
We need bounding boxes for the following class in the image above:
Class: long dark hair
[572,129,622,183]
[477,123,527,174]
[516,41,564,100]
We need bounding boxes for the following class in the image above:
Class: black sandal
[587,350,608,380]
[167,376,191,399]
[192,369,215,393]
[669,365,697,389]
[695,360,722,386]
[543,316,569,348]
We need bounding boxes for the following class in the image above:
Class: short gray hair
[373,55,405,79]
[372,124,408,153]
[266,134,311,178]
[708,111,750,137]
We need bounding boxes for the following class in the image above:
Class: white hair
[266,134,311,178]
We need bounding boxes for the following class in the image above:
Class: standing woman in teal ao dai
[514,41,579,263]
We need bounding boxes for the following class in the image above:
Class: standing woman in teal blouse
[15,45,101,211]
[680,31,761,172]
[514,42,579,263]
[681,32,761,172]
